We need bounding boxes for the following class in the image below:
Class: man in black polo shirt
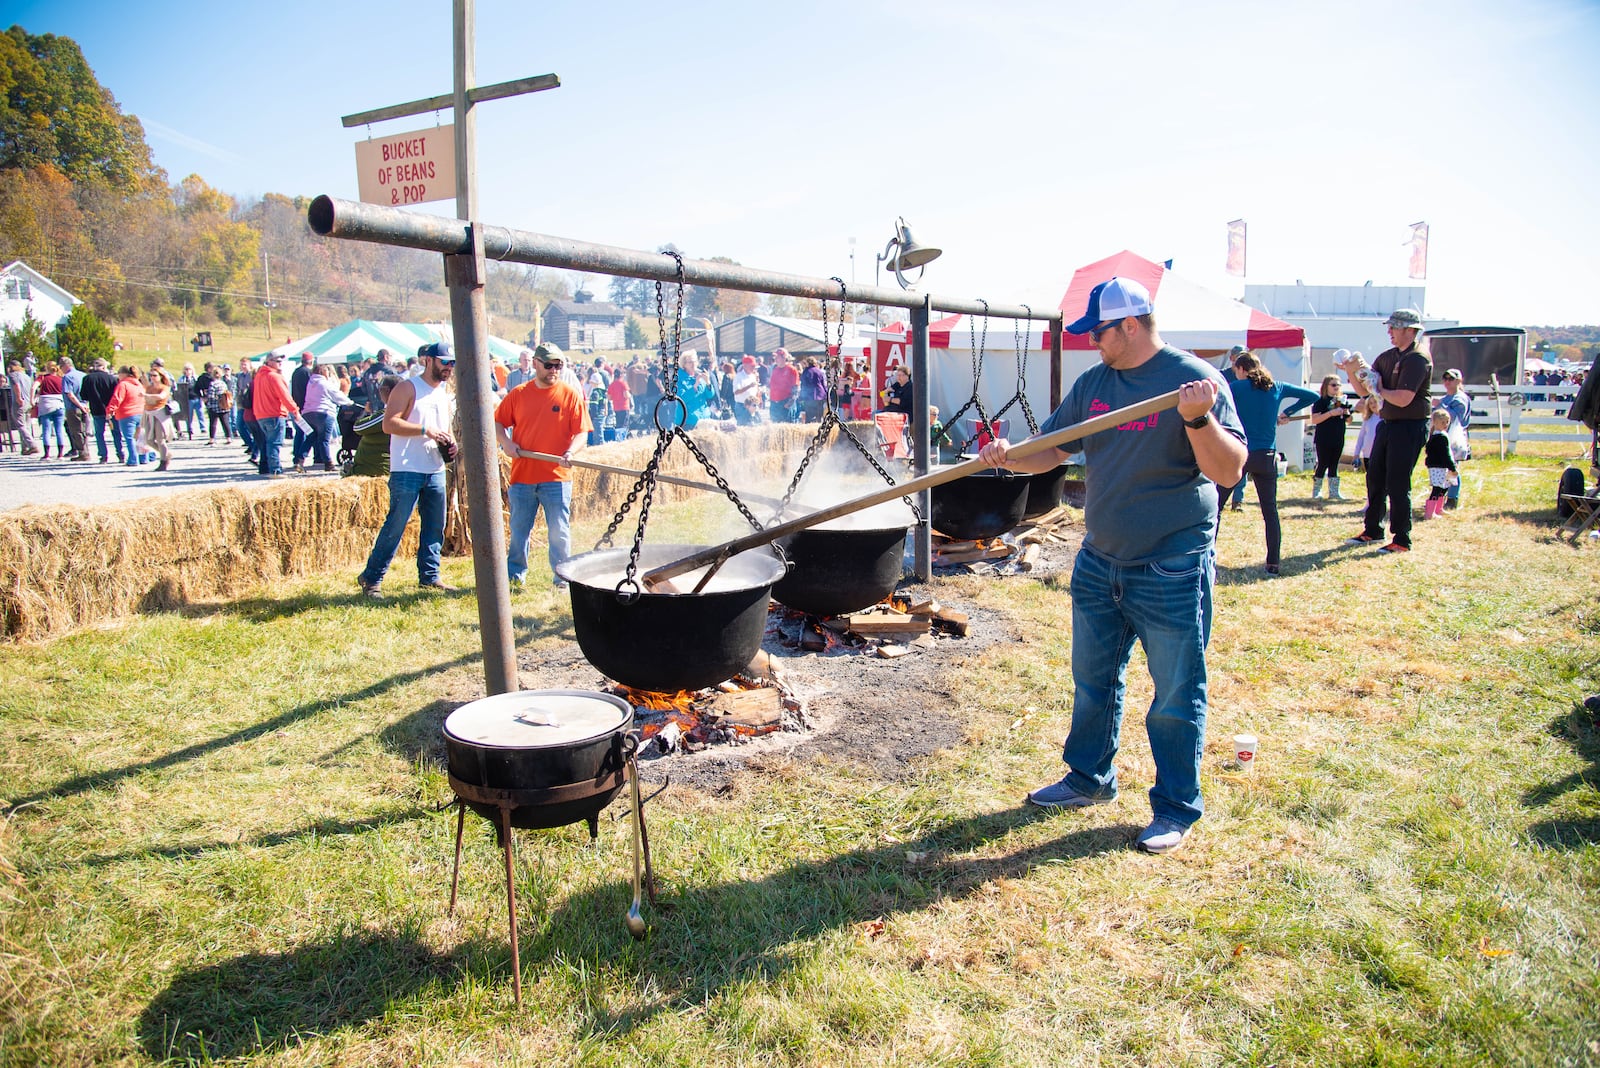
[78,358,121,463]
[1339,309,1433,553]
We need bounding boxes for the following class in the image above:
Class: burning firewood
[934,542,1014,565]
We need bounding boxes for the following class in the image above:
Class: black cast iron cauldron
[556,544,786,693]
[443,690,634,831]
[930,468,1030,541]
[1022,463,1072,520]
[772,519,909,617]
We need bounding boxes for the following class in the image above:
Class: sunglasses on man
[1090,318,1125,342]
[538,359,565,370]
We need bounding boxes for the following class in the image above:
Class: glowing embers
[611,665,804,754]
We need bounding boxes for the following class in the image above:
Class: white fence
[1463,385,1591,454]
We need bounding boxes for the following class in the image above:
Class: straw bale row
[2,422,856,643]
[0,478,417,643]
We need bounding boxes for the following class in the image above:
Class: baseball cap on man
[533,341,564,365]
[1066,277,1155,335]
[420,341,455,364]
[1384,309,1423,330]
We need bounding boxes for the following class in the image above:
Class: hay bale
[0,477,417,643]
[0,421,869,643]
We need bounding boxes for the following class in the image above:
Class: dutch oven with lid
[443,689,634,831]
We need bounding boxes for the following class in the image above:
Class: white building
[0,261,81,345]
[1243,283,1456,381]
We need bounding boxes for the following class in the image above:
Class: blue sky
[10,0,1600,325]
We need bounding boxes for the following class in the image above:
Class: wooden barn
[541,291,626,351]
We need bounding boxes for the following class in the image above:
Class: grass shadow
[376,699,453,766]
[136,929,469,1061]
[71,806,433,870]
[515,805,1133,1036]
[1523,701,1600,849]
[4,652,481,814]
[166,584,464,626]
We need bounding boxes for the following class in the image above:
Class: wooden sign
[354,125,457,207]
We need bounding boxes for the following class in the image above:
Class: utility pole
[262,253,275,340]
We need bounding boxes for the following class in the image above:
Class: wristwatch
[1183,413,1211,429]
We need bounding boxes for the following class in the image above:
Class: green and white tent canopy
[254,320,525,366]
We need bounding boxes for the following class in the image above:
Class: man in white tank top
[357,341,459,597]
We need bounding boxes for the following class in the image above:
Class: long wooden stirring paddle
[640,388,1183,592]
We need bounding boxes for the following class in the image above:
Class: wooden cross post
[340,0,560,696]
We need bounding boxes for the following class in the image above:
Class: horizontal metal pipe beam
[307,195,1059,323]
[340,74,560,128]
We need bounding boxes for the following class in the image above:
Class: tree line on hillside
[0,25,849,346]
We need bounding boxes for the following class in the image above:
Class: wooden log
[876,643,911,659]
[704,687,784,727]
[932,539,982,554]
[846,615,932,637]
[1017,543,1042,571]
[932,607,969,637]
[935,545,1014,565]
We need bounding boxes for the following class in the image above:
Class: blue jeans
[256,416,285,474]
[304,411,333,466]
[37,408,65,452]
[240,416,258,460]
[508,481,572,583]
[360,469,446,588]
[1060,545,1215,828]
[115,416,141,466]
[292,420,309,466]
[92,413,122,461]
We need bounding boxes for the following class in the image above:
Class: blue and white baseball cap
[1066,276,1155,335]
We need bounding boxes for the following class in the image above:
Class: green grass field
[1,454,1597,1066]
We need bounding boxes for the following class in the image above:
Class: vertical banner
[1225,219,1247,277]
[1407,221,1429,279]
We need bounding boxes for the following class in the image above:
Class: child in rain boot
[1422,410,1457,521]
[1308,373,1352,504]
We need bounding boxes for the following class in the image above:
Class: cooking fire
[611,664,806,754]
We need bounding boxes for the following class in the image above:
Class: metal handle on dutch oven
[623,734,647,940]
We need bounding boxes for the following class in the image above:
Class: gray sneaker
[1026,776,1115,809]
[1136,817,1190,854]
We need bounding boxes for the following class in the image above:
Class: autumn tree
[0,26,159,193]
[173,174,259,322]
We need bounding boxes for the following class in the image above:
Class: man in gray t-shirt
[979,276,1245,856]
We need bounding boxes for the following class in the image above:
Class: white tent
[923,250,1312,464]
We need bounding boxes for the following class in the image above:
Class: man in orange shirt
[494,342,591,589]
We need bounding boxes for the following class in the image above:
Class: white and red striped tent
[921,250,1310,462]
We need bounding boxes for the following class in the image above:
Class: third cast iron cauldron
[930,468,1030,541]
[556,543,785,693]
[1022,463,1073,520]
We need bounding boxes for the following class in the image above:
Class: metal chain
[991,304,1040,435]
[605,253,689,595]
[775,278,849,513]
[601,251,777,592]
[932,299,997,454]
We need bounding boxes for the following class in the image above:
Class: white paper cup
[1233,734,1258,769]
